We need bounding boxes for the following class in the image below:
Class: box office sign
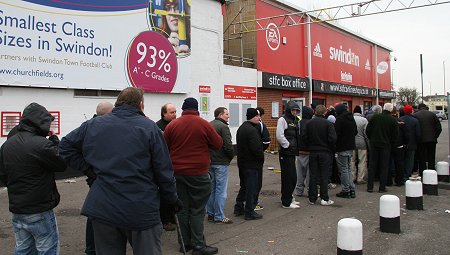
[313,80,377,97]
[262,72,309,91]
[378,89,396,99]
[224,85,257,100]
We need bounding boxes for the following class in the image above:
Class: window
[74,89,120,97]
[1,112,21,137]
[229,103,239,127]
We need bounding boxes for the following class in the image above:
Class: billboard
[256,0,307,78]
[0,0,191,93]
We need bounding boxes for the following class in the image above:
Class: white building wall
[0,0,225,144]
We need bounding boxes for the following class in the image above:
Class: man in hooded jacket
[276,101,301,209]
[295,106,314,197]
[334,104,358,199]
[0,103,66,254]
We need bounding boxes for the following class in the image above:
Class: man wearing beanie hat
[334,103,357,199]
[414,103,442,175]
[400,104,421,179]
[276,101,301,209]
[164,97,223,254]
[234,108,265,220]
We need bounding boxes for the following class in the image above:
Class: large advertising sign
[313,80,377,97]
[311,23,374,88]
[256,1,307,78]
[0,0,191,93]
[375,47,392,90]
[262,72,309,91]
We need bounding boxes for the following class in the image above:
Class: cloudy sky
[282,0,450,96]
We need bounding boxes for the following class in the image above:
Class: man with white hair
[365,103,399,193]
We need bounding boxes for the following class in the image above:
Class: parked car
[431,110,447,121]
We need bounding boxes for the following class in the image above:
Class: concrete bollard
[337,218,363,255]
[422,170,438,195]
[405,179,423,210]
[436,161,449,183]
[379,195,400,234]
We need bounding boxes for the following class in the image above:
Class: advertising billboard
[256,0,307,78]
[0,0,191,93]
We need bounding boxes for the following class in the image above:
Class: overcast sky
[282,0,450,96]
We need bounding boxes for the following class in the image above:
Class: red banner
[224,85,257,100]
[256,1,307,78]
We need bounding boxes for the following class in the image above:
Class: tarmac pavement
[1,121,449,254]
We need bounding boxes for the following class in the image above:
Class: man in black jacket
[276,101,301,209]
[366,103,398,193]
[303,105,337,206]
[234,108,265,220]
[388,107,409,186]
[295,106,314,197]
[334,104,358,199]
[0,103,66,254]
[414,103,442,174]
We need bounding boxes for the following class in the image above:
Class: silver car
[431,110,447,121]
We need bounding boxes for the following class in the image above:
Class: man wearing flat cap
[164,97,223,255]
[234,108,265,220]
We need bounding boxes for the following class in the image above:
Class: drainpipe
[307,16,313,105]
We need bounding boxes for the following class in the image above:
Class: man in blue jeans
[0,103,67,254]
[207,107,235,224]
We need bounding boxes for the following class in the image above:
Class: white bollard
[405,179,423,210]
[379,195,400,234]
[436,161,449,183]
[422,170,438,195]
[337,218,363,255]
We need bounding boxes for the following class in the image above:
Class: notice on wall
[0,0,191,93]
[224,85,257,100]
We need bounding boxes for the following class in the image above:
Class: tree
[396,87,420,106]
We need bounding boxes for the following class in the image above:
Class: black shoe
[350,190,356,198]
[192,245,218,255]
[367,189,373,193]
[234,211,244,217]
[245,212,263,220]
[179,245,193,253]
[378,189,387,193]
[336,191,351,198]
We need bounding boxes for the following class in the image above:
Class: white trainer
[282,203,300,209]
[320,199,334,206]
[291,198,300,205]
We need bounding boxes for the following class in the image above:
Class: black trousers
[418,142,437,175]
[308,152,332,202]
[391,147,405,185]
[235,167,260,216]
[368,145,391,191]
[279,154,297,206]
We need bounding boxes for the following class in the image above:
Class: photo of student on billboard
[148,0,191,57]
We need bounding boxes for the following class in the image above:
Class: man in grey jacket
[351,106,369,184]
[207,107,235,224]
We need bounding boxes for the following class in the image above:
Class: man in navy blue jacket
[59,87,182,255]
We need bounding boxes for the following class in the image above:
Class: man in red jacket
[164,97,223,255]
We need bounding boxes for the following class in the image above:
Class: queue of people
[0,88,443,255]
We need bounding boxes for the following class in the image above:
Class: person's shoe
[163,222,176,231]
[308,200,315,205]
[291,198,301,205]
[320,199,334,206]
[378,189,388,193]
[179,244,193,253]
[282,203,300,209]
[350,190,356,198]
[254,203,264,211]
[192,245,218,255]
[234,211,244,217]
[357,180,367,185]
[245,212,263,220]
[367,189,373,193]
[214,217,233,224]
[207,215,214,222]
[328,183,337,189]
[336,191,351,198]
